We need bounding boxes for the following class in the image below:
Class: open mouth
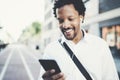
[65,28,73,33]
[62,28,74,33]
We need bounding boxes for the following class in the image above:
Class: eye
[68,18,74,21]
[58,18,64,24]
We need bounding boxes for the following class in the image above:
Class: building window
[101,25,120,54]
[99,0,120,13]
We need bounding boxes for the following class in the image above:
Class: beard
[61,27,77,40]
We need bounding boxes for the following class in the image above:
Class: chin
[65,36,74,40]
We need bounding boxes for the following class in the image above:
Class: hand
[42,69,65,80]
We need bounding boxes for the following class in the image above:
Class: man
[39,0,119,80]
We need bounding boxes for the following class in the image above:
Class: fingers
[42,69,55,79]
[51,73,65,80]
[42,69,65,80]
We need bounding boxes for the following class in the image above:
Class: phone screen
[39,59,61,74]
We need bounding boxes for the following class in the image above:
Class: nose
[62,20,70,28]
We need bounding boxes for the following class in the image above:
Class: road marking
[19,51,34,80]
[0,49,14,80]
[20,47,39,60]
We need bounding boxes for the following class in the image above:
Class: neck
[72,30,83,44]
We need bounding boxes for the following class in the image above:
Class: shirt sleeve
[102,42,119,80]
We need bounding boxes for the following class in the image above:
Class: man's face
[56,4,82,41]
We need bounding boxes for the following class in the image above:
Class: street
[0,44,42,80]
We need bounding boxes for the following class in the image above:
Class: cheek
[73,22,80,29]
[72,18,80,26]
[76,20,80,25]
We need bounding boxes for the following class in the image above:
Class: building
[40,0,61,52]
[40,0,120,53]
[99,0,120,54]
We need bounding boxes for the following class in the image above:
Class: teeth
[66,28,72,32]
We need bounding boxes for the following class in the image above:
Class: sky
[0,0,44,41]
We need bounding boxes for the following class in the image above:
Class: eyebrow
[57,15,75,19]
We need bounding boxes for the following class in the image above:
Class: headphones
[80,18,84,23]
[81,18,84,23]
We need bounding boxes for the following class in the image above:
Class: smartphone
[39,59,61,74]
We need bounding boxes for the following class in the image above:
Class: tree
[32,22,41,35]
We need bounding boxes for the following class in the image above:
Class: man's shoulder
[86,33,107,45]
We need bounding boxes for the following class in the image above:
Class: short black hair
[53,0,86,17]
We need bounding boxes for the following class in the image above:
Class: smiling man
[39,0,119,80]
[58,4,83,44]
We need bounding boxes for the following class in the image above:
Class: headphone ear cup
[80,18,82,21]
[81,18,84,23]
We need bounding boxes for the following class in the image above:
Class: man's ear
[80,15,83,19]
[80,15,84,23]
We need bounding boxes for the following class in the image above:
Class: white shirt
[38,32,119,80]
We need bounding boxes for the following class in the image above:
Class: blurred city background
[0,0,120,80]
